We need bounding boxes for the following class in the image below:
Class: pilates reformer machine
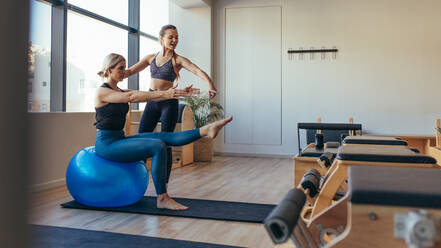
[297,120,439,218]
[293,119,423,213]
[266,119,441,247]
[265,166,441,247]
[294,118,436,191]
[293,118,363,187]
[293,119,414,186]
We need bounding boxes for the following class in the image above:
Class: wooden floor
[29,156,295,248]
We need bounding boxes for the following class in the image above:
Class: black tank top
[94,83,129,130]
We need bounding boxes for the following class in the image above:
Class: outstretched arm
[97,86,198,104]
[179,56,217,98]
[124,54,155,78]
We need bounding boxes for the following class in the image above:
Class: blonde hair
[159,24,180,83]
[97,53,125,78]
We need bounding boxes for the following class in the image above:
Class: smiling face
[108,60,126,83]
[160,28,179,50]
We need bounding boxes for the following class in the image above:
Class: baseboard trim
[31,178,65,192]
[214,152,291,159]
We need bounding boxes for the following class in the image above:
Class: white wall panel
[225,6,282,145]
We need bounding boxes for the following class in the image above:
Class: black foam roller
[301,169,321,197]
[319,152,335,168]
[304,168,321,179]
[264,189,306,244]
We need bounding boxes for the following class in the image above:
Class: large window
[66,12,128,112]
[140,0,169,35]
[68,0,128,25]
[28,0,168,112]
[138,36,161,110]
[28,0,52,112]
[138,0,168,110]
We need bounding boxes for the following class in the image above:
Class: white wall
[214,0,441,155]
[169,2,212,94]
[29,113,96,190]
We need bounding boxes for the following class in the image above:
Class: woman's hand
[165,85,200,99]
[183,84,200,96]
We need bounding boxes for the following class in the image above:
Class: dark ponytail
[159,24,177,38]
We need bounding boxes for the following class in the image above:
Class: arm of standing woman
[123,54,155,79]
[177,56,217,99]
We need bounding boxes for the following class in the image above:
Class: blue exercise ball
[66,146,148,207]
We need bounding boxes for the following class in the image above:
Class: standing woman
[124,24,218,185]
[95,53,232,210]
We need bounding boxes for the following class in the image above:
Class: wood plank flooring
[29,156,295,248]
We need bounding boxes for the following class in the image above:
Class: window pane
[67,12,128,112]
[28,0,51,112]
[138,37,161,110]
[68,0,128,25]
[140,0,169,36]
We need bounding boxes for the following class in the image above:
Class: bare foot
[157,194,188,210]
[201,116,233,139]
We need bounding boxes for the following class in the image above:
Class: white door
[225,6,282,145]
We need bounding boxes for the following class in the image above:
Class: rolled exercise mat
[30,224,243,248]
[62,197,276,223]
[264,189,306,244]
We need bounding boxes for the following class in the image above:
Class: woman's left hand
[184,84,200,96]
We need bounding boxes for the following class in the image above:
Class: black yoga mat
[61,196,276,223]
[30,225,242,248]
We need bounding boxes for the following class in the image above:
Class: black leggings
[139,98,179,183]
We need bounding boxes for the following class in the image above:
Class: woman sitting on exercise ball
[95,53,232,210]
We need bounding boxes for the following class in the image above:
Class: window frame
[34,0,159,112]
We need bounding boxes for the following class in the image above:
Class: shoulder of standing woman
[174,53,188,65]
[141,53,157,64]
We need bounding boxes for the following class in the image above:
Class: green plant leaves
[181,95,225,128]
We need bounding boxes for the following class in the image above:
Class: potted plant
[180,94,225,162]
